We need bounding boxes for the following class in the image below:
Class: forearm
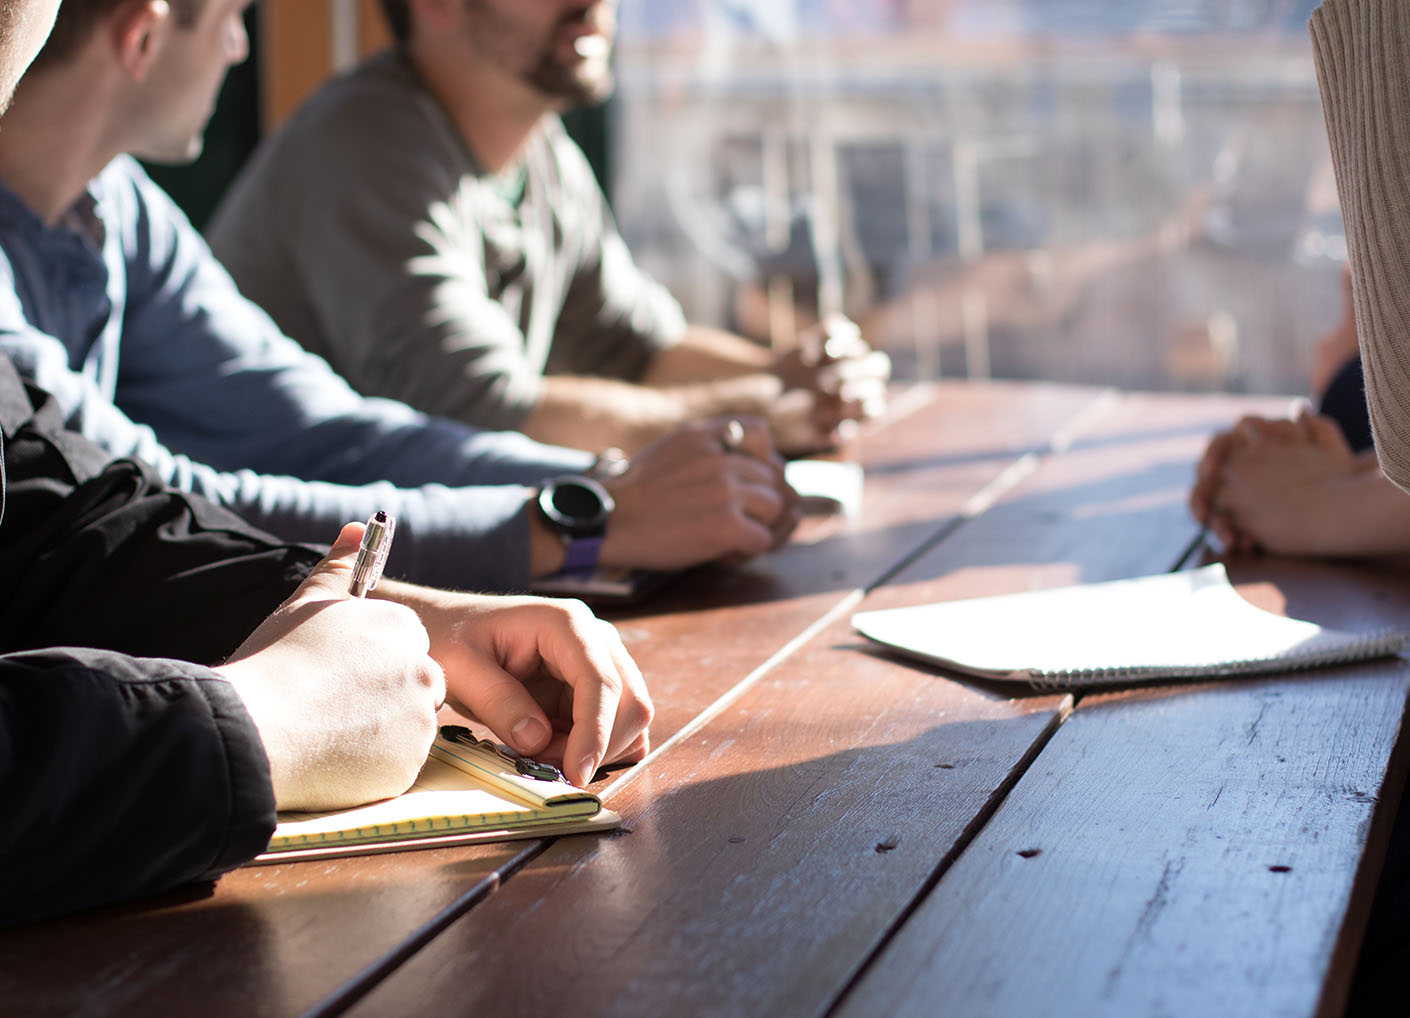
[2,358,569,593]
[0,650,275,925]
[1322,467,1410,557]
[0,392,318,663]
[521,374,688,452]
[522,372,781,454]
[639,324,774,386]
[198,470,543,594]
[1311,0,1410,491]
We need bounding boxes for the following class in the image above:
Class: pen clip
[439,724,567,783]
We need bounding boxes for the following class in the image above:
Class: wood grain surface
[338,390,1295,1018]
[833,563,1410,1018]
[0,382,1096,1017]
[7,383,1379,1018]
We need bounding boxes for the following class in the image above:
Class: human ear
[111,0,173,81]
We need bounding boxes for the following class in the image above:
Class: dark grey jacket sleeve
[0,356,319,923]
[0,363,321,662]
[0,650,276,926]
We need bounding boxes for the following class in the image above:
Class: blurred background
[171,0,1342,399]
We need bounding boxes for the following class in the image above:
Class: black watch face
[540,477,613,536]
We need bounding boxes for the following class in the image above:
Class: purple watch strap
[562,534,605,575]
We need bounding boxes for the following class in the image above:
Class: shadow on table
[611,453,1205,621]
[0,835,532,1018]
[354,715,1064,1016]
[845,635,1410,706]
[1215,552,1410,635]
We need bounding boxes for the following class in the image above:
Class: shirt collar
[0,172,106,255]
[57,188,105,252]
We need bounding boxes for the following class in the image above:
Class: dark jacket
[0,355,321,924]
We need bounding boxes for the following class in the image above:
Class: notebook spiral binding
[1022,627,1410,692]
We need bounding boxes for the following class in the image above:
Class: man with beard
[208,0,890,458]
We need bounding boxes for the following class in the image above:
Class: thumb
[449,655,555,758]
[327,520,365,558]
[1290,401,1344,448]
[295,521,367,600]
[1303,411,1353,455]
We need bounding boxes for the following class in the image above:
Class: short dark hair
[378,0,410,43]
[30,0,207,71]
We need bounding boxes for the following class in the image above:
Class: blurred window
[611,0,1340,395]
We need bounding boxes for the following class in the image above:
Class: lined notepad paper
[258,730,618,861]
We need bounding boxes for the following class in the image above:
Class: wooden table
[4,380,1408,1018]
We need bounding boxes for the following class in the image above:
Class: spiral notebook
[852,564,1409,690]
[253,726,620,863]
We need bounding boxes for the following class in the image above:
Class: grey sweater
[208,50,685,433]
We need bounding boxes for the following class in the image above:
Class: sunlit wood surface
[4,381,1405,1018]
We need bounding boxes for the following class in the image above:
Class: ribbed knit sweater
[1311,0,1410,492]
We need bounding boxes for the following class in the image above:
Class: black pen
[349,510,395,597]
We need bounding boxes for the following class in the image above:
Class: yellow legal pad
[253,726,619,863]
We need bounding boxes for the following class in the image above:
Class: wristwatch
[537,474,615,574]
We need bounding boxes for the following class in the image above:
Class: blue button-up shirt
[0,156,590,590]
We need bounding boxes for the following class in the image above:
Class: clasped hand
[771,315,891,453]
[1190,405,1369,554]
[599,415,801,570]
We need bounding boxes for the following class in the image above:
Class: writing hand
[216,522,446,811]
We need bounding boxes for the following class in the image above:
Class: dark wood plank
[863,388,1290,596]
[343,619,1071,1018]
[0,382,1104,1018]
[0,843,529,1018]
[834,558,1410,1018]
[338,390,1274,1018]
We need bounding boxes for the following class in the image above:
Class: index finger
[547,615,651,785]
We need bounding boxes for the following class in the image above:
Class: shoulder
[225,52,476,239]
[0,183,32,278]
[93,154,162,200]
[265,51,460,173]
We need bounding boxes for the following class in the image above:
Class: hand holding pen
[216,515,445,810]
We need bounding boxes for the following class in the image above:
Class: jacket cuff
[194,671,278,874]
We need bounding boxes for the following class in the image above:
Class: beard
[460,0,616,109]
[523,48,614,108]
